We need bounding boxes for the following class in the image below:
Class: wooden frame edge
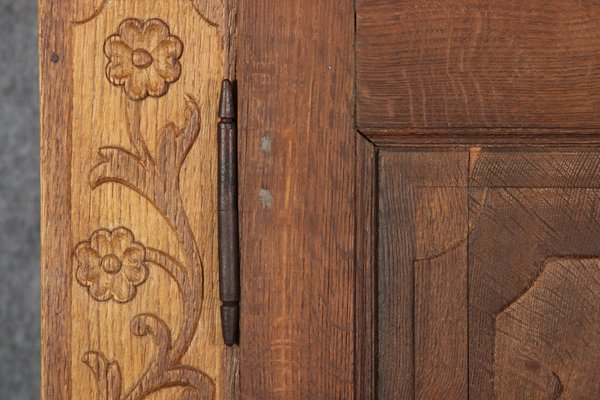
[355,134,377,399]
[360,128,600,147]
[39,1,73,399]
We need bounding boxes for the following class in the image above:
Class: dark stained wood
[357,0,600,131]
[377,150,469,399]
[361,128,600,147]
[470,149,600,188]
[372,148,600,398]
[236,0,356,398]
[495,257,600,399]
[39,1,73,398]
[355,136,377,400]
[378,152,415,400]
[469,149,600,398]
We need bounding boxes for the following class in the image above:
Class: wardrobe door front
[356,0,600,399]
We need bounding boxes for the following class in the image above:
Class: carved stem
[145,248,187,289]
[125,367,215,400]
[164,193,203,365]
[91,97,208,400]
[126,100,152,166]
[121,195,204,400]
[93,162,203,361]
[121,125,203,399]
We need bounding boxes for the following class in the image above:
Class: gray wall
[0,1,40,399]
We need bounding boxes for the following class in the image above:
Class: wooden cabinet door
[41,0,600,399]
[365,148,600,399]
[355,0,600,399]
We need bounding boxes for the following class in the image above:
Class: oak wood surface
[236,0,356,398]
[41,1,600,398]
[369,148,600,398]
[40,1,73,399]
[357,3,600,394]
[357,0,600,131]
[355,137,377,400]
[469,149,600,399]
[40,1,236,399]
[494,258,600,399]
[377,150,469,399]
[360,128,600,147]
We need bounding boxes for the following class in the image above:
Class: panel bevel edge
[359,128,600,147]
[355,135,378,400]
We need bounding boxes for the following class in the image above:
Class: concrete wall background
[0,1,40,399]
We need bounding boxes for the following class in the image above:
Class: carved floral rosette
[73,16,215,400]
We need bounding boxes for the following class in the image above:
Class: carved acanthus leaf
[82,351,123,400]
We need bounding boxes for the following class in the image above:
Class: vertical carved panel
[41,0,231,399]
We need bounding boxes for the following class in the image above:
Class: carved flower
[104,18,183,101]
[75,228,149,303]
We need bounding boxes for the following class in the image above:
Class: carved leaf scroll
[72,0,220,28]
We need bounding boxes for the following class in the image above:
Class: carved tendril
[81,95,213,399]
[77,14,214,399]
[79,72,213,400]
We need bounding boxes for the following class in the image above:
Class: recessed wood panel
[469,149,600,399]
[355,137,377,399]
[378,150,469,399]
[357,0,600,130]
[494,258,600,399]
[371,148,600,399]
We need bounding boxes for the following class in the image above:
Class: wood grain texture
[469,149,600,399]
[357,0,600,130]
[40,1,73,399]
[360,128,600,147]
[41,1,235,399]
[377,150,469,400]
[470,149,600,188]
[495,257,600,399]
[355,136,377,400]
[373,148,600,398]
[236,0,356,398]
